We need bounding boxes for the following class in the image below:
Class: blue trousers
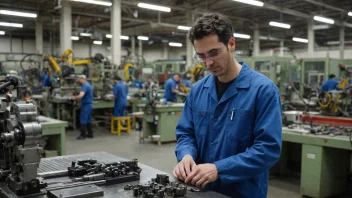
[80,103,92,124]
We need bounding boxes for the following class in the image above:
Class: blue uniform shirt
[80,82,93,104]
[183,79,191,88]
[175,62,282,198]
[113,81,128,117]
[322,79,340,92]
[164,77,180,102]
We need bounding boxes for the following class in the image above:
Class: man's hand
[185,164,218,188]
[173,154,196,181]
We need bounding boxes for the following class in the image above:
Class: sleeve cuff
[176,147,198,163]
[214,159,229,183]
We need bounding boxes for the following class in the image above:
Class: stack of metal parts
[0,77,47,196]
[68,158,142,185]
[124,174,188,197]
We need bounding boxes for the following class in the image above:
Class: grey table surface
[1,152,228,198]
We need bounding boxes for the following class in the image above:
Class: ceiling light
[313,24,330,30]
[269,21,291,29]
[106,34,129,40]
[137,3,171,12]
[313,16,334,24]
[120,36,129,40]
[0,10,37,18]
[71,0,112,6]
[137,36,149,41]
[233,33,251,39]
[232,0,264,7]
[93,40,103,45]
[71,36,79,40]
[80,32,92,37]
[0,22,23,28]
[161,40,169,43]
[348,12,352,17]
[169,42,182,47]
[259,36,280,41]
[0,31,5,35]
[292,37,308,43]
[177,26,191,31]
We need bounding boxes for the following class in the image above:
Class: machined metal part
[47,184,104,198]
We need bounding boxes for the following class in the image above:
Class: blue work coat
[113,81,127,117]
[175,62,282,198]
[80,82,93,124]
[321,79,340,92]
[164,77,180,102]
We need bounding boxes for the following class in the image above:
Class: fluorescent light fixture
[71,0,112,6]
[326,40,352,45]
[0,10,37,18]
[137,3,171,12]
[120,35,129,40]
[161,39,169,43]
[313,24,330,30]
[232,0,264,7]
[292,37,308,43]
[0,31,4,35]
[259,36,280,41]
[80,32,92,37]
[93,40,103,45]
[233,33,250,39]
[0,22,23,28]
[314,16,334,24]
[137,36,149,41]
[71,36,79,40]
[106,34,129,40]
[169,42,182,47]
[269,21,291,29]
[177,26,191,31]
[348,12,352,16]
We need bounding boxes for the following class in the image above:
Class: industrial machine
[0,76,47,196]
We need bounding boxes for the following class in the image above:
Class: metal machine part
[47,184,104,198]
[0,77,47,196]
[124,174,188,197]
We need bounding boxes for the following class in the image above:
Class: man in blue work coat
[182,74,192,88]
[72,75,94,140]
[321,74,340,92]
[113,75,127,117]
[173,13,282,198]
[164,73,181,102]
[41,68,52,88]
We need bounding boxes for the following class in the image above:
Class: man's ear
[228,37,236,52]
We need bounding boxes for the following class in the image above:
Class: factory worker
[72,75,94,140]
[163,73,181,102]
[173,13,282,198]
[321,74,340,92]
[113,75,128,117]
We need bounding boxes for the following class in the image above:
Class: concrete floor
[65,127,351,198]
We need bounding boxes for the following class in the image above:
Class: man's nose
[205,58,214,67]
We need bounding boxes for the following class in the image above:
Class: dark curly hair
[188,13,234,46]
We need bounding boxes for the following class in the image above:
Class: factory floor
[65,127,350,198]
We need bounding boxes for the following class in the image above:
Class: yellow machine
[122,62,136,81]
[318,64,351,116]
[189,63,206,83]
[179,83,190,94]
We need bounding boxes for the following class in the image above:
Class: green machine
[145,60,187,83]
[300,58,342,89]
[139,103,184,145]
[237,56,299,93]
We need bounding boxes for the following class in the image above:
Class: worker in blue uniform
[164,73,181,102]
[321,74,340,92]
[41,68,52,88]
[173,13,282,198]
[182,74,192,88]
[113,76,128,117]
[72,75,94,140]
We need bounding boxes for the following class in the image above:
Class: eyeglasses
[193,45,226,62]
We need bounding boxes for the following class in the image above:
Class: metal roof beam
[302,0,346,13]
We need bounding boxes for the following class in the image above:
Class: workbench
[0,152,227,198]
[37,116,68,156]
[273,128,352,198]
[139,103,184,145]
